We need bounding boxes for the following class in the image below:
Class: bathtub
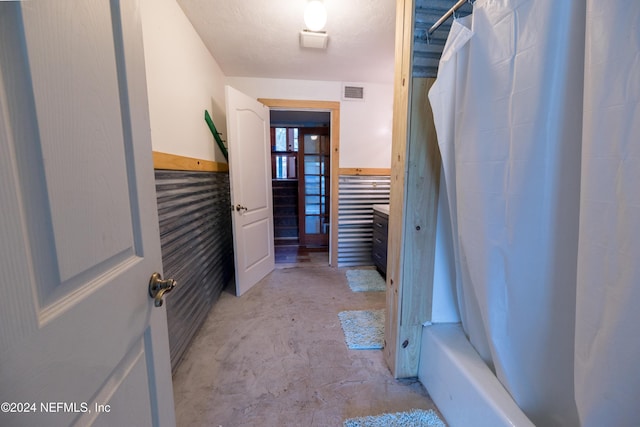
[418,324,535,427]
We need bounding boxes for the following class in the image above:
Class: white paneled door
[225,86,275,296]
[0,1,175,426]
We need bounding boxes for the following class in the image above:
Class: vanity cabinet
[372,208,389,276]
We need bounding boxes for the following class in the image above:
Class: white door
[225,86,275,296]
[0,2,175,426]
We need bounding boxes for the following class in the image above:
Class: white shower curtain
[430,0,639,425]
[575,1,640,426]
[428,16,497,367]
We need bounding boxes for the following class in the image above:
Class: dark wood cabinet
[372,209,389,276]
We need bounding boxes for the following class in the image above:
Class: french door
[298,127,330,247]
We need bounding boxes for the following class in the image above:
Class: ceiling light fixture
[304,0,327,31]
[300,0,328,49]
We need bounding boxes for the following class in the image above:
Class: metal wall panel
[414,0,472,78]
[338,175,391,267]
[155,170,234,372]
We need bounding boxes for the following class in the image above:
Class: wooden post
[385,0,442,378]
[385,0,414,376]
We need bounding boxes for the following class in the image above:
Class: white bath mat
[345,269,386,292]
[338,309,384,350]
[343,409,446,427]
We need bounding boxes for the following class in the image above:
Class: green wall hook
[204,110,228,161]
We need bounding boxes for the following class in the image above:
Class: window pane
[305,175,320,194]
[275,128,287,151]
[305,136,319,154]
[306,204,326,215]
[275,156,285,179]
[306,196,320,206]
[293,128,299,151]
[305,216,320,234]
[320,137,329,153]
[287,156,297,178]
[304,155,321,175]
[304,196,324,215]
[306,204,320,215]
[274,155,297,179]
[321,216,329,234]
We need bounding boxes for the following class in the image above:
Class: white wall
[139,2,393,168]
[140,0,227,163]
[226,77,393,169]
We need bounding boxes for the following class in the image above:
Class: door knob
[148,272,176,307]
[235,204,248,213]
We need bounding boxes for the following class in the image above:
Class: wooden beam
[385,0,414,377]
[339,168,392,176]
[385,0,441,377]
[330,108,341,268]
[259,98,341,268]
[152,151,229,172]
[394,77,440,377]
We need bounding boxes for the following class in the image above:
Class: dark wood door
[298,127,330,247]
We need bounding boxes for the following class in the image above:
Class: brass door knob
[148,272,176,307]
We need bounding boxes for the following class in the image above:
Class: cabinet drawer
[372,250,387,273]
[372,211,389,275]
[372,249,387,269]
[372,212,388,235]
[372,230,387,254]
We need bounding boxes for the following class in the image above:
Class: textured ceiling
[177,0,397,84]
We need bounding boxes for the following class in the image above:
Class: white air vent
[300,30,328,49]
[342,84,365,101]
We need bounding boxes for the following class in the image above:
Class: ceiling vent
[342,84,365,101]
[300,30,328,49]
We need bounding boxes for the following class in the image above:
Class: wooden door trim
[259,98,340,266]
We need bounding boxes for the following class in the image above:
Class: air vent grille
[343,85,365,101]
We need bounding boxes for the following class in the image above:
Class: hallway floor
[274,245,329,268]
[171,265,443,426]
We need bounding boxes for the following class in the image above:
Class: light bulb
[304,1,327,32]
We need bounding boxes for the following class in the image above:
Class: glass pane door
[299,128,329,247]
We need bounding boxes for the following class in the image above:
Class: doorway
[297,126,330,247]
[259,98,341,266]
[270,113,330,264]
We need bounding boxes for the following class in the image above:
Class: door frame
[258,99,340,267]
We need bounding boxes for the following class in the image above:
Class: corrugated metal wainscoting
[413,0,473,78]
[338,175,391,267]
[155,170,234,372]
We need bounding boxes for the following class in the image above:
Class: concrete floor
[172,264,444,426]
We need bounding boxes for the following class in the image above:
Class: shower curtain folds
[429,1,588,426]
[574,1,640,426]
[430,0,640,425]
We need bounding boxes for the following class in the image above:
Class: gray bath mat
[346,269,386,292]
[343,409,446,427]
[338,309,384,349]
